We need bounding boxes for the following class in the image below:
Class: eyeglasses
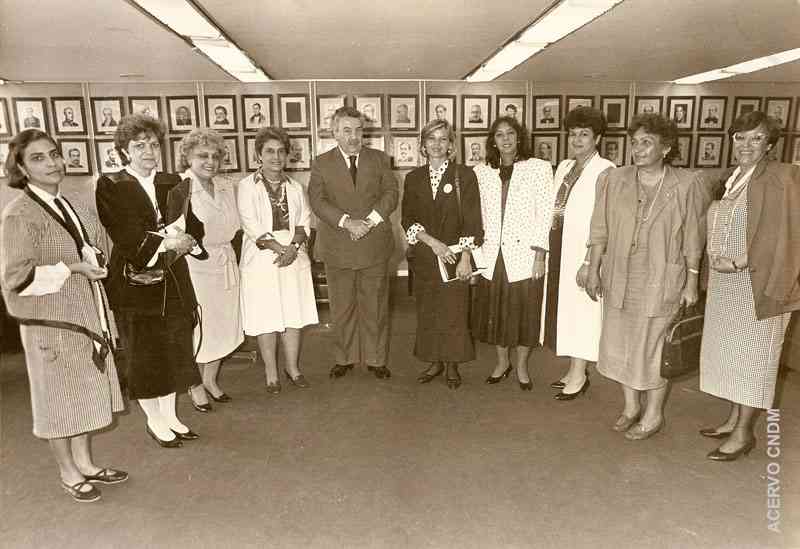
[732,133,767,146]
[131,140,161,152]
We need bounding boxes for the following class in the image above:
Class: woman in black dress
[401,119,483,388]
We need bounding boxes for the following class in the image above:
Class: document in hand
[438,244,487,283]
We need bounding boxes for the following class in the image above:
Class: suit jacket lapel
[117,171,160,227]
[23,187,84,254]
[647,166,680,223]
[746,159,769,251]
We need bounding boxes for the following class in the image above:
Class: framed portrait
[795,97,800,132]
[169,137,183,173]
[566,95,594,113]
[601,134,626,167]
[94,139,123,174]
[0,98,10,137]
[427,95,456,125]
[128,96,162,121]
[462,134,487,167]
[167,96,199,133]
[765,97,792,131]
[462,95,490,130]
[673,134,692,168]
[389,95,418,131]
[205,95,237,132]
[316,95,346,134]
[768,135,785,162]
[60,139,91,176]
[244,136,259,172]
[695,134,723,168]
[363,135,385,152]
[51,97,87,136]
[286,135,312,171]
[496,95,525,124]
[533,96,561,131]
[790,135,800,165]
[219,136,240,173]
[13,97,49,134]
[355,95,383,130]
[733,97,762,120]
[391,136,419,169]
[279,94,309,131]
[90,97,123,134]
[317,137,338,155]
[698,96,727,131]
[241,95,272,132]
[601,96,628,130]
[0,140,10,178]
[532,134,559,168]
[634,96,663,116]
[667,96,696,131]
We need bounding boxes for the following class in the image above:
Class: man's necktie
[53,197,85,258]
[349,155,357,186]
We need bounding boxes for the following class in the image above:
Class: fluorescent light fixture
[674,48,800,84]
[129,0,270,81]
[466,0,624,82]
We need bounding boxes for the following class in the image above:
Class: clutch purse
[661,301,704,379]
[123,257,165,286]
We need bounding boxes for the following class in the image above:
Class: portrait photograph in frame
[566,95,594,113]
[790,134,800,165]
[634,96,663,116]
[462,134,487,167]
[363,135,385,152]
[279,94,309,131]
[219,136,240,173]
[768,135,785,162]
[51,97,87,136]
[673,134,692,168]
[795,97,800,132]
[13,97,49,134]
[462,95,490,130]
[496,95,525,124]
[532,133,559,167]
[286,135,312,171]
[60,139,91,176]
[695,134,723,169]
[169,137,183,173]
[316,95,345,134]
[389,95,418,131]
[90,97,123,134]
[427,95,456,125]
[356,95,383,130]
[0,98,10,137]
[94,139,123,174]
[601,134,626,167]
[167,96,198,133]
[205,95,237,132]
[392,135,419,169]
[667,96,696,131]
[128,96,161,121]
[698,96,727,131]
[601,96,628,130]
[242,95,272,131]
[244,135,259,172]
[0,140,9,178]
[765,97,792,131]
[533,96,561,131]
[733,97,762,120]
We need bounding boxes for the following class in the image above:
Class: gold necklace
[636,167,666,222]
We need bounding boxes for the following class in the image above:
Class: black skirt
[413,274,474,363]
[543,224,564,351]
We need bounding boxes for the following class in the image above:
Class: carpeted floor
[1,282,797,549]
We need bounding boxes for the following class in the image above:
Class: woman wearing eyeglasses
[699,111,800,461]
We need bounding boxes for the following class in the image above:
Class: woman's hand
[680,282,699,307]
[710,255,737,273]
[585,269,602,301]
[69,262,108,281]
[427,237,456,264]
[532,258,546,281]
[455,253,472,281]
[274,244,297,267]
[576,264,589,288]
[164,232,196,256]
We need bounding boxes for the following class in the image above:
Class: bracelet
[688,268,699,274]
[731,260,738,270]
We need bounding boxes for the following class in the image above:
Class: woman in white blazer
[472,116,554,389]
[238,127,318,393]
[543,107,615,400]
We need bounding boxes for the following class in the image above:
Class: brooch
[443,183,453,194]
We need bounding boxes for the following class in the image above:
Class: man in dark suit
[308,106,399,379]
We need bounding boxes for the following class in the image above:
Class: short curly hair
[113,114,165,165]
[5,129,59,189]
[628,113,679,164]
[565,106,607,138]
[729,111,781,147]
[485,116,531,169]
[331,105,365,133]
[419,119,456,160]
[178,128,227,172]
[254,126,290,159]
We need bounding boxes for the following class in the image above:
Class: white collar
[338,147,360,164]
[27,184,62,206]
[724,165,757,198]
[125,165,156,187]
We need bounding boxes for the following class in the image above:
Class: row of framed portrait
[531,95,799,133]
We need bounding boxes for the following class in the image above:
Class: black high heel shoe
[188,387,212,413]
[554,377,590,400]
[171,428,200,441]
[284,369,310,388]
[417,362,444,384]
[485,365,512,384]
[146,426,182,448]
[209,392,232,403]
[699,427,733,439]
[446,363,461,389]
[707,438,756,461]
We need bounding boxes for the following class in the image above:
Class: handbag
[661,301,705,379]
[123,255,165,286]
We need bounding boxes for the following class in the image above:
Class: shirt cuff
[19,262,71,296]
[367,210,383,226]
[406,223,425,245]
[338,214,350,228]
[458,236,476,250]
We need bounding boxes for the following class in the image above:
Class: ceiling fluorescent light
[466,0,624,82]
[131,0,219,38]
[674,48,800,84]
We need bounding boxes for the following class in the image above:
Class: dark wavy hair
[113,114,165,165]
[254,126,290,159]
[628,113,679,164]
[565,106,607,138]
[5,129,59,189]
[729,111,781,147]
[485,116,531,169]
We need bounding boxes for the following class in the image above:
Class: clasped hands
[428,238,472,281]
[343,217,374,241]
[255,235,298,267]
[163,230,196,257]
[710,254,747,274]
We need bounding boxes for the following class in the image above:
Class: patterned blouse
[255,170,290,231]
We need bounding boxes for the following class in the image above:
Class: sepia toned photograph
[765,97,792,131]
[533,95,561,131]
[462,95,490,130]
[427,95,456,125]
[356,95,383,129]
[13,97,49,134]
[94,139,123,174]
[601,134,626,166]
[695,134,723,168]
[317,95,346,134]
[90,96,123,134]
[496,95,525,124]
[60,139,91,175]
[169,136,183,172]
[51,97,87,135]
[768,135,785,162]
[600,95,628,130]
[698,96,727,131]
[389,95,418,131]
[0,140,8,177]
[391,135,418,169]
[791,134,800,164]
[565,95,594,113]
[532,133,559,167]
[673,134,692,167]
[733,96,762,120]
[362,135,385,152]
[219,136,240,173]
[167,96,198,132]
[286,135,312,171]
[634,96,663,116]
[242,95,272,131]
[279,94,309,130]
[0,98,10,137]
[667,96,695,131]
[461,134,487,167]
[128,96,161,121]
[205,95,237,132]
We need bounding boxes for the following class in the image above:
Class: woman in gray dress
[699,111,800,461]
[0,130,126,502]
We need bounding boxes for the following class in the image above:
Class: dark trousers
[325,261,390,367]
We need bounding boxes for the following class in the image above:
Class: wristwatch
[292,241,301,250]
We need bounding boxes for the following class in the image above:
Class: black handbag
[123,256,165,286]
[661,301,705,379]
